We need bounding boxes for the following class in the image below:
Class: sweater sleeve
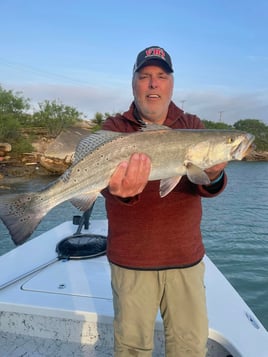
[101,187,140,206]
[196,171,227,198]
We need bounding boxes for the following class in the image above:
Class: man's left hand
[205,162,227,182]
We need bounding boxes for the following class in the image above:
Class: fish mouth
[232,133,255,160]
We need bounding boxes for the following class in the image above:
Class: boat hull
[0,221,267,356]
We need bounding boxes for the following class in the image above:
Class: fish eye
[227,137,234,144]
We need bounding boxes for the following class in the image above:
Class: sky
[0,0,267,125]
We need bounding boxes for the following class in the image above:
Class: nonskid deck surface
[0,313,231,357]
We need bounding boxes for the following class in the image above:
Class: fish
[0,127,254,245]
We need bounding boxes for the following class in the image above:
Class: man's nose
[149,78,158,89]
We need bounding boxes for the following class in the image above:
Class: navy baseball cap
[133,46,173,73]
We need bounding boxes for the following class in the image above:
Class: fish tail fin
[0,192,49,245]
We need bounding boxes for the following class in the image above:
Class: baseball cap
[133,46,174,73]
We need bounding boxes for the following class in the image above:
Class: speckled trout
[0,127,254,245]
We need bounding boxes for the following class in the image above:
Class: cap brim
[134,58,173,73]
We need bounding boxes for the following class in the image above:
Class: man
[102,46,227,356]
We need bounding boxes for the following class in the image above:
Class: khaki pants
[110,261,208,357]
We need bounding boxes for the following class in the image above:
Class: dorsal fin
[73,130,125,163]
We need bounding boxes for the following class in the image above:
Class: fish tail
[0,192,49,245]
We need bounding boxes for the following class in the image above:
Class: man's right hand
[108,153,151,198]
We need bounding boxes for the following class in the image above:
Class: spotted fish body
[0,127,254,245]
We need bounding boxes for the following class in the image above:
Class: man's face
[132,65,174,124]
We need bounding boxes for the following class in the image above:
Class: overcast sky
[1,0,267,124]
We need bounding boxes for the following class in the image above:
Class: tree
[0,113,21,141]
[0,85,30,142]
[0,85,30,114]
[91,112,105,131]
[234,119,268,151]
[33,100,83,136]
[202,120,233,130]
[91,112,111,131]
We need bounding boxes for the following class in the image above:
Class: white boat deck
[0,220,268,356]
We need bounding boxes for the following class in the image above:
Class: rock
[39,156,71,174]
[44,127,90,160]
[0,143,12,163]
[0,143,12,152]
[245,150,268,161]
[37,126,90,174]
[0,127,91,178]
[0,184,11,190]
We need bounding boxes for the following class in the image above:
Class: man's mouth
[147,94,160,99]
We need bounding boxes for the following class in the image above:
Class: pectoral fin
[185,162,210,185]
[160,176,182,197]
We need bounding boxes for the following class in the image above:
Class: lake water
[0,161,268,329]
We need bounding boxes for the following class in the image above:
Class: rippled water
[0,161,268,329]
[202,161,268,329]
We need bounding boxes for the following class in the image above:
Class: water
[201,161,268,329]
[0,162,268,329]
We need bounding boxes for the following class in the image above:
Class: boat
[0,209,268,357]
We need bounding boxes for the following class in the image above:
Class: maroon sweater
[102,101,227,269]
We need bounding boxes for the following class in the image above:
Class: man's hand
[109,153,151,198]
[205,162,227,182]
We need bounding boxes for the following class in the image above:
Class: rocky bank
[0,125,91,181]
